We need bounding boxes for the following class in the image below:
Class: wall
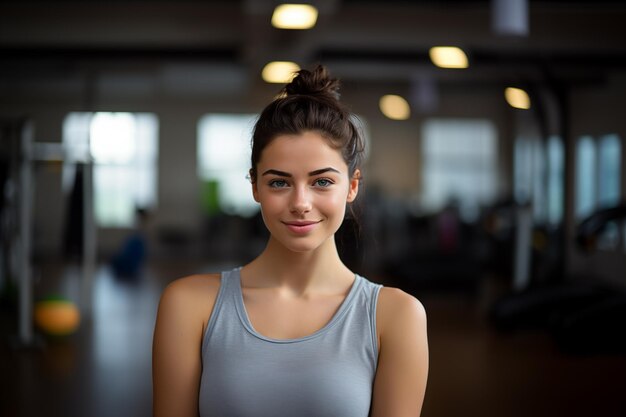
[1,75,513,259]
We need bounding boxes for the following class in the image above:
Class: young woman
[152,65,428,417]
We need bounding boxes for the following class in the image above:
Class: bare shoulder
[153,273,222,417]
[157,273,222,328]
[376,286,427,338]
[162,273,221,297]
[371,286,429,417]
[377,286,426,320]
[160,273,221,303]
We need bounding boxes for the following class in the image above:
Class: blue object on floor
[110,233,146,278]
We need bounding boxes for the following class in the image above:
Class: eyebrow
[261,167,341,177]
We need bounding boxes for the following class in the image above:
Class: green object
[201,179,221,215]
[38,294,73,303]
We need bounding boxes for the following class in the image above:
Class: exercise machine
[490,203,626,354]
[0,118,96,347]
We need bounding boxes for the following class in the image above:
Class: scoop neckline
[233,268,362,344]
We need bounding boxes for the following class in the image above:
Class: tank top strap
[356,275,383,354]
[201,267,240,353]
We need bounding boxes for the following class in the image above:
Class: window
[62,112,159,227]
[598,134,621,209]
[197,114,259,217]
[596,134,622,251]
[421,119,498,221]
[546,136,564,225]
[575,136,596,220]
[575,134,623,251]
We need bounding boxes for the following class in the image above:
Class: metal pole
[81,159,96,316]
[513,204,532,292]
[18,120,34,346]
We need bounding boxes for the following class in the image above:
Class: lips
[283,220,320,234]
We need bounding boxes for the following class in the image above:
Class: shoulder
[377,286,426,320]
[376,286,427,341]
[370,286,429,417]
[153,273,222,417]
[160,273,221,305]
[157,273,222,329]
[163,272,221,294]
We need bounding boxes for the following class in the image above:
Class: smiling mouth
[282,220,321,234]
[284,221,319,226]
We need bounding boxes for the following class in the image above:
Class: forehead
[258,131,347,172]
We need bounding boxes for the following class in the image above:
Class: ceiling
[1,0,625,96]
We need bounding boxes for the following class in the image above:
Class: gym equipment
[576,203,626,253]
[0,118,96,347]
[34,296,81,337]
[490,203,626,354]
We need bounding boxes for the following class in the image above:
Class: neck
[243,236,352,293]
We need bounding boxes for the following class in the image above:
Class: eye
[314,178,334,187]
[269,179,289,188]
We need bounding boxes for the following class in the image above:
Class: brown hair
[249,65,365,183]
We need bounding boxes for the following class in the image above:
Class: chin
[272,234,333,254]
[282,240,323,254]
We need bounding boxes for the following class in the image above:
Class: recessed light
[505,87,531,109]
[262,61,301,83]
[429,46,469,69]
[379,95,411,120]
[272,4,318,29]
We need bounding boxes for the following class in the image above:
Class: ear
[346,169,360,203]
[252,182,260,202]
[250,170,260,202]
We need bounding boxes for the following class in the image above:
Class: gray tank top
[199,267,383,417]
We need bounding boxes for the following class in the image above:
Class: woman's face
[252,131,359,253]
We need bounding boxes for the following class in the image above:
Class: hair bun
[284,65,340,100]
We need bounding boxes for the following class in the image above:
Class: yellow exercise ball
[34,298,81,336]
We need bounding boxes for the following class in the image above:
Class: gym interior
[1,1,626,416]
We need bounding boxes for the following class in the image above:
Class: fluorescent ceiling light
[379,95,411,120]
[504,87,531,109]
[272,4,318,29]
[429,46,469,69]
[262,61,301,83]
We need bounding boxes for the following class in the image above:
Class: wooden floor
[1,259,625,417]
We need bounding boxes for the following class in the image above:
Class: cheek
[257,199,278,230]
[258,195,281,215]
[324,192,349,214]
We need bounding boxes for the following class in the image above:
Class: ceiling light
[379,95,411,120]
[429,46,469,69]
[272,4,318,29]
[504,87,531,109]
[262,61,301,83]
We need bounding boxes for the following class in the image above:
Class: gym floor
[1,260,626,417]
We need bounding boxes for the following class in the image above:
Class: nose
[290,185,312,215]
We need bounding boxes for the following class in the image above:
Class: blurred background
[1,0,626,416]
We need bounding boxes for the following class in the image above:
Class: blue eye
[269,179,288,188]
[314,178,333,187]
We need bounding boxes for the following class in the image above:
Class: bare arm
[152,275,219,417]
[370,287,429,417]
